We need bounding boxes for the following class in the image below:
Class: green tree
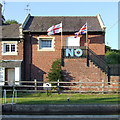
[47,59,63,82]
[4,19,18,25]
[105,45,111,53]
[105,51,120,64]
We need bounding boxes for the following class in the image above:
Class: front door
[5,68,15,86]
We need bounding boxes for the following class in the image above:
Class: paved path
[2,115,120,120]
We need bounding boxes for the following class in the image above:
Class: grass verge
[2,92,119,104]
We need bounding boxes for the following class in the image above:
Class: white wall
[15,67,21,85]
[0,67,5,86]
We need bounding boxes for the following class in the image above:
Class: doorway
[5,68,15,86]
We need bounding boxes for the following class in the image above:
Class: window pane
[11,45,15,52]
[6,45,10,52]
[41,40,52,48]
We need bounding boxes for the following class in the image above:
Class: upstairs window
[2,41,17,55]
[41,40,52,48]
[5,44,16,53]
[38,37,55,51]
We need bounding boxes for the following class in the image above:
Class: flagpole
[86,22,88,50]
[86,22,89,67]
[61,21,62,49]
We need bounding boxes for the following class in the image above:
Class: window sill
[38,48,55,51]
[2,52,18,56]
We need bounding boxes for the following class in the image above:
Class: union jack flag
[75,23,87,38]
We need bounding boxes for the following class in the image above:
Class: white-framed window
[40,39,52,48]
[38,37,55,51]
[2,41,17,55]
[5,44,16,52]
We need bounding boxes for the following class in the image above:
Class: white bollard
[15,90,17,103]
[12,89,15,104]
[3,89,6,104]
[5,89,6,104]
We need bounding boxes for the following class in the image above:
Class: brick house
[22,14,106,82]
[1,13,119,91]
[0,24,24,86]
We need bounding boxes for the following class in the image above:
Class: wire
[107,18,120,32]
[106,18,119,47]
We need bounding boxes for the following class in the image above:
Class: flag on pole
[75,23,87,38]
[47,23,62,35]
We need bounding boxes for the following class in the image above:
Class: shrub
[105,51,120,64]
[47,59,63,82]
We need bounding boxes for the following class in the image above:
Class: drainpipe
[29,31,32,81]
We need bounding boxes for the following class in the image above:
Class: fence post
[79,80,81,93]
[12,89,15,104]
[102,80,104,94]
[34,79,37,91]
[57,79,60,94]
[108,66,110,85]
[3,89,6,104]
[3,90,4,104]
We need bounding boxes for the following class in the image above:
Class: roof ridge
[23,15,103,32]
[31,15,96,18]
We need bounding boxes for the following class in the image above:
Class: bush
[105,51,120,64]
[47,59,63,82]
[4,20,18,25]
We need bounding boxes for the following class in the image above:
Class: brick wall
[30,34,62,81]
[62,58,119,92]
[23,32,119,92]
[80,33,105,59]
[0,41,24,61]
[24,33,105,82]
[88,34,105,59]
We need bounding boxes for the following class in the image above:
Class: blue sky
[1,2,119,49]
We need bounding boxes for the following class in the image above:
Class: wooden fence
[1,79,120,93]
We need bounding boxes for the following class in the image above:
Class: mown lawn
[2,92,119,104]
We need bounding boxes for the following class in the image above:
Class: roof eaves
[2,37,20,39]
[23,30,104,33]
[97,13,106,31]
[20,14,31,38]
[21,13,31,29]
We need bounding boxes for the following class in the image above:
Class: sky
[0,1,119,49]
